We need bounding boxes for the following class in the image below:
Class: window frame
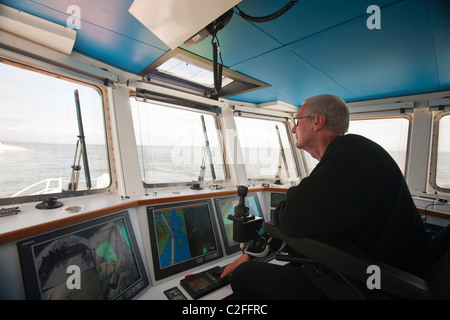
[130,95,229,188]
[429,110,450,193]
[0,59,112,206]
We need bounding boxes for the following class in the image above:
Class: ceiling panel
[1,0,168,73]
[1,0,449,104]
[428,0,450,89]
[290,0,439,101]
[73,20,166,73]
[180,11,282,68]
[234,0,401,45]
[228,47,356,105]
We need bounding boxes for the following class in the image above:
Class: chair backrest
[424,252,450,299]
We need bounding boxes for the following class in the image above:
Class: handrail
[10,175,108,198]
[11,178,63,197]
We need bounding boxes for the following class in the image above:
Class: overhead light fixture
[157,57,234,89]
[139,48,269,99]
[0,4,76,55]
[128,0,242,50]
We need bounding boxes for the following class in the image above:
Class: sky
[0,62,105,145]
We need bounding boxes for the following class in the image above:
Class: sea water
[0,141,449,198]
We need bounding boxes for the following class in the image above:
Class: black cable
[212,35,223,94]
[422,202,447,222]
[236,0,300,23]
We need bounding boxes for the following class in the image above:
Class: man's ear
[313,114,326,131]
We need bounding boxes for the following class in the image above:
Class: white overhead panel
[258,101,299,112]
[0,4,76,55]
[128,0,242,50]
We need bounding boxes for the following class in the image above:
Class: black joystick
[234,185,250,218]
[227,186,263,244]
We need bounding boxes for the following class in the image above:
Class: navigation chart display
[17,211,149,300]
[147,200,223,280]
[214,193,264,254]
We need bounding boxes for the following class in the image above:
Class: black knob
[36,197,63,210]
[237,185,248,197]
[234,185,249,217]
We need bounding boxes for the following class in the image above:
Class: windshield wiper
[193,115,216,189]
[68,89,92,191]
[274,124,289,184]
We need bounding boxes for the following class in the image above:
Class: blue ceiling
[2,0,449,106]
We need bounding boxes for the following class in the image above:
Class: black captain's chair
[264,222,450,300]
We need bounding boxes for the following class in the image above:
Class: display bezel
[17,210,150,300]
[147,199,223,281]
[270,192,287,207]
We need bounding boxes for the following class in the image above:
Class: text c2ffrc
[182,304,269,317]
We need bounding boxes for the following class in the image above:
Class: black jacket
[275,134,434,277]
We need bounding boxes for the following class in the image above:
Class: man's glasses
[294,116,315,126]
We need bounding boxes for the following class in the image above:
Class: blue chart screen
[153,204,217,269]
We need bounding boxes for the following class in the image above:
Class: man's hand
[220,253,250,279]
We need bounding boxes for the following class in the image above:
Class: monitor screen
[214,193,263,254]
[270,192,287,207]
[17,211,150,300]
[147,200,223,280]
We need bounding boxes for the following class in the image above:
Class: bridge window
[0,61,110,204]
[348,117,410,174]
[130,98,226,187]
[433,113,450,191]
[303,117,410,174]
[234,117,298,183]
